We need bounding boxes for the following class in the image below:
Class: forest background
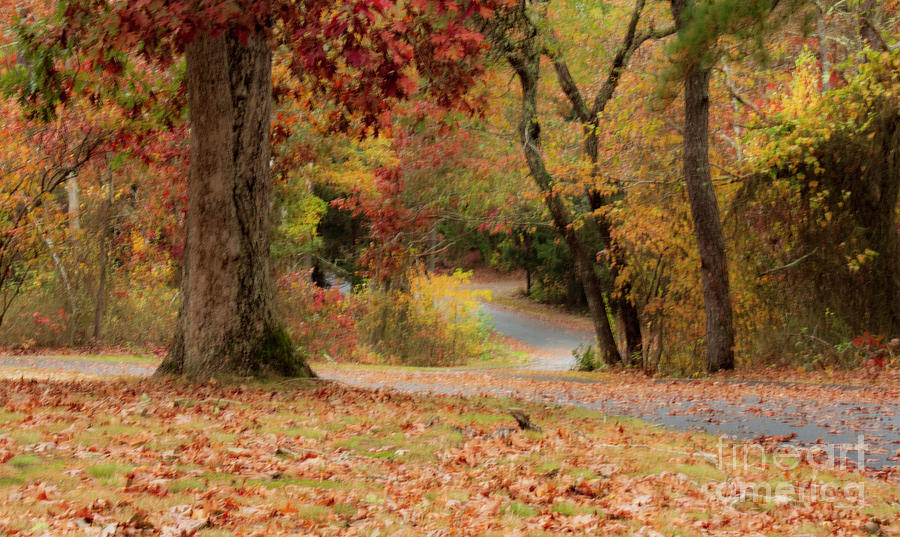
[1,0,899,377]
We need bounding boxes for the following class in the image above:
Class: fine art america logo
[713,435,868,505]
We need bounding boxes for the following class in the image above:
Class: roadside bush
[357,269,492,366]
[572,343,608,372]
[0,264,176,352]
[277,271,362,362]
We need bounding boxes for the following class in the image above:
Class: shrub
[277,271,361,361]
[356,269,492,366]
[572,343,604,372]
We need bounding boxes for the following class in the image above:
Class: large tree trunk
[682,63,736,372]
[156,31,312,380]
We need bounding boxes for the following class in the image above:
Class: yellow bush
[357,269,492,366]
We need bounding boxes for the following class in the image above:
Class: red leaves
[38,0,499,136]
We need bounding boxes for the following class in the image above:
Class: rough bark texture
[670,0,736,372]
[682,62,736,372]
[156,31,312,380]
[507,49,622,366]
[858,0,886,52]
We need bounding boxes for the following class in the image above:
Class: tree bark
[507,49,622,366]
[669,0,736,372]
[93,168,113,341]
[66,173,80,232]
[156,30,312,380]
[681,62,736,372]
[858,0,886,52]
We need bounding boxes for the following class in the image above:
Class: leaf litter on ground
[0,376,897,536]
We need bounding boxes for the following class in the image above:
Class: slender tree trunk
[93,169,113,341]
[816,14,831,92]
[156,30,312,379]
[682,63,735,372]
[507,50,622,366]
[550,10,654,363]
[616,282,643,365]
[66,173,80,232]
[586,187,642,364]
[427,223,437,274]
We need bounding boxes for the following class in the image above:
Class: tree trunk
[816,14,830,92]
[427,223,437,274]
[682,63,735,372]
[156,30,312,380]
[507,50,622,366]
[858,0,885,51]
[93,169,113,341]
[66,173,80,232]
[586,189,643,364]
[616,282,643,366]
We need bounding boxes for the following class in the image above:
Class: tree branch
[550,60,590,122]
[757,248,818,278]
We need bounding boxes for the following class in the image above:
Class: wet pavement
[481,303,590,371]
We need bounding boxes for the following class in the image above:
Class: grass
[87,462,134,485]
[7,454,41,469]
[503,501,538,517]
[0,376,894,536]
[309,348,530,373]
[247,477,345,490]
[2,354,159,364]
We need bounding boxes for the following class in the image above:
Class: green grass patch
[0,412,25,423]
[86,462,133,485]
[281,427,326,440]
[550,501,598,516]
[503,501,537,517]
[168,478,207,493]
[456,412,507,425]
[248,477,344,490]
[7,454,41,470]
[10,430,42,445]
[0,476,25,487]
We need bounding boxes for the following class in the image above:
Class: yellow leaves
[131,231,148,256]
[783,48,823,121]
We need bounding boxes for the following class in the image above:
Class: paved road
[0,356,156,376]
[1,293,898,475]
[480,303,592,370]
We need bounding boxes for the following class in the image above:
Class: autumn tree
[477,0,675,365]
[546,0,674,364]
[11,0,493,379]
[664,0,797,371]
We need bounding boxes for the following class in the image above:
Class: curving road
[1,280,898,475]
[480,303,592,371]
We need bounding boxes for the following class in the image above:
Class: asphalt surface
[480,303,592,371]
[1,297,898,473]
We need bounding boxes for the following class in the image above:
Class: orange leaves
[0,372,897,535]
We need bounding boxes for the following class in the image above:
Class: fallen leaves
[0,376,896,536]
